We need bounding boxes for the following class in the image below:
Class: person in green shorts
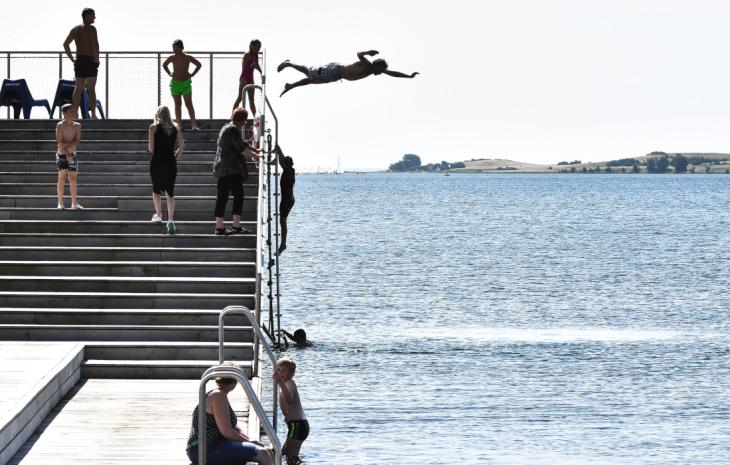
[163,39,201,131]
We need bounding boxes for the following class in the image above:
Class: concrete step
[0,324,254,341]
[0,196,257,211]
[0,276,256,294]
[0,220,256,234]
[0,208,255,221]
[0,172,236,184]
[0,141,217,151]
[0,128,221,141]
[0,151,226,162]
[0,233,256,248]
[0,119,230,130]
[0,308,249,326]
[0,183,257,196]
[0,246,254,261]
[83,341,254,361]
[0,261,255,277]
[0,292,255,309]
[80,359,253,379]
[0,160,257,174]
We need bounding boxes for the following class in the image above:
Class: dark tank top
[153,125,177,160]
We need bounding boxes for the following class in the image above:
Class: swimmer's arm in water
[383,69,420,79]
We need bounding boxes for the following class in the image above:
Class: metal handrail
[217,305,278,430]
[198,365,282,465]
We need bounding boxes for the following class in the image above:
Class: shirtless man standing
[63,8,100,118]
[163,40,202,131]
[277,50,419,97]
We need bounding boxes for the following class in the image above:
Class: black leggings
[214,173,244,218]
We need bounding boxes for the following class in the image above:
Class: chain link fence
[1,51,262,119]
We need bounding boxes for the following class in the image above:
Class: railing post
[209,53,214,119]
[6,53,10,119]
[105,53,109,118]
[58,52,63,80]
[157,53,161,107]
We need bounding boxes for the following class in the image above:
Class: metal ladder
[242,48,285,348]
[197,305,283,465]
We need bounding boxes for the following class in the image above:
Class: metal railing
[217,305,278,430]
[198,365,282,465]
[245,81,283,348]
[1,50,259,119]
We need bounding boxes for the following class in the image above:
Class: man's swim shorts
[286,419,309,441]
[170,78,192,96]
[56,153,78,172]
[74,55,99,78]
[307,63,341,83]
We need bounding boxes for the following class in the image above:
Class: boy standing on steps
[273,356,309,465]
[163,39,201,131]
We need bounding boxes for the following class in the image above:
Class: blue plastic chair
[50,79,105,119]
[0,79,51,119]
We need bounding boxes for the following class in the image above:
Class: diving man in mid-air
[277,50,419,97]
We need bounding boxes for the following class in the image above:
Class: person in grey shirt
[213,107,260,235]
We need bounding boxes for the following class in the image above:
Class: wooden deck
[8,379,252,465]
[0,342,82,426]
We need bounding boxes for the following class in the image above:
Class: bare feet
[277,60,290,72]
[280,84,293,97]
[276,244,286,256]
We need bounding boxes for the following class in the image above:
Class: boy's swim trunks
[170,78,192,96]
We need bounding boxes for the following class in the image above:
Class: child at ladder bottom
[273,356,309,465]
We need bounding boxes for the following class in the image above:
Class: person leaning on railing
[186,362,274,464]
[212,108,261,235]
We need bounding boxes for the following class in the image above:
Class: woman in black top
[212,107,260,235]
[186,363,273,464]
[148,105,184,234]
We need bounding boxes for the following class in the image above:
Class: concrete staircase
[0,119,260,380]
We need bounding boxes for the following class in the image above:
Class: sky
[3,0,730,171]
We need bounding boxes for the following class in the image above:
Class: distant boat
[443,170,450,176]
[335,155,343,175]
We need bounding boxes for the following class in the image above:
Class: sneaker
[71,203,84,209]
[167,221,176,235]
[56,203,64,209]
[230,226,252,234]
[214,228,232,236]
[151,213,162,223]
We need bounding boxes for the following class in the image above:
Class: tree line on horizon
[388,154,465,172]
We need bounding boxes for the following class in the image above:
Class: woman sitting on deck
[186,363,273,464]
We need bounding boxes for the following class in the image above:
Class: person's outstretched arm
[383,69,420,79]
[357,50,378,64]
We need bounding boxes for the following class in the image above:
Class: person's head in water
[231,107,248,127]
[81,8,95,25]
[249,39,261,53]
[172,39,184,53]
[293,329,308,346]
[61,103,75,121]
[372,58,388,75]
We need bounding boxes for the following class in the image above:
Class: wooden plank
[9,379,252,465]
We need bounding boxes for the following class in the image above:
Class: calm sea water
[266,173,730,465]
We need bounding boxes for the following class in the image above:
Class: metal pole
[209,53,213,119]
[105,53,109,118]
[273,136,282,347]
[157,53,161,107]
[58,52,63,80]
[6,53,10,119]
[265,133,275,342]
